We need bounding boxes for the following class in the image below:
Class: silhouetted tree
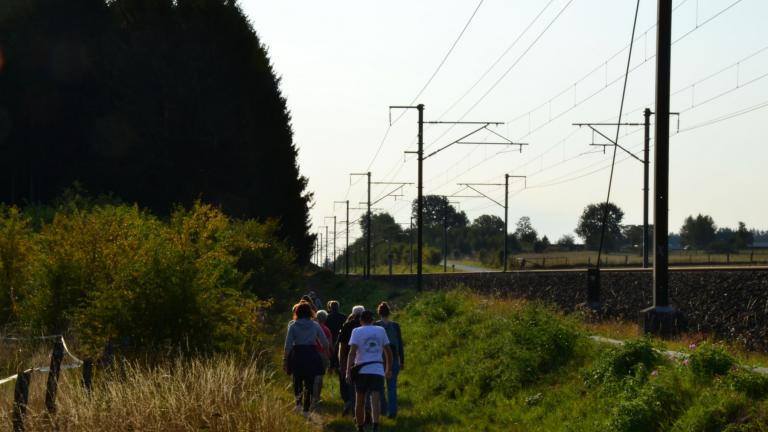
[575,202,625,251]
[515,216,538,248]
[680,214,717,250]
[0,0,314,262]
[470,214,504,251]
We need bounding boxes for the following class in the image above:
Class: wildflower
[682,358,689,367]
[689,343,697,350]
[651,369,658,377]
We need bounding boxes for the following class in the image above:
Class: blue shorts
[354,373,384,393]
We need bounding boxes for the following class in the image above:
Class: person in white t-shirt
[345,310,392,432]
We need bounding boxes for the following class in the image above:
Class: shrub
[586,338,660,386]
[609,371,688,432]
[671,389,749,432]
[7,202,296,355]
[726,367,768,399]
[690,343,735,380]
[422,246,442,266]
[0,205,36,322]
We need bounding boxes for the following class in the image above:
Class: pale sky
[241,0,768,246]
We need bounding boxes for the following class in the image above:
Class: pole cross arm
[507,175,528,188]
[456,184,504,208]
[573,123,644,163]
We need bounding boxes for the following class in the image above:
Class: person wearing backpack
[374,302,404,419]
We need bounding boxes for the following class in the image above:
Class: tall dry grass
[0,355,316,431]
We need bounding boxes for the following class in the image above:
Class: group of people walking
[283,291,404,432]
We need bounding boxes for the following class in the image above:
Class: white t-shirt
[349,324,390,375]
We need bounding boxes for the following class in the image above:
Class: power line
[431,0,558,128]
[427,0,747,187]
[364,0,485,173]
[424,0,575,152]
[407,0,485,107]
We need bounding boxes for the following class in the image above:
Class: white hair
[316,309,328,322]
[351,305,365,316]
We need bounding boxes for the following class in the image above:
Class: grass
[464,249,768,270]
[0,355,316,431]
[303,276,768,431]
[344,249,768,275]
[7,273,768,431]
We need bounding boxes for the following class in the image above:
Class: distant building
[752,241,768,249]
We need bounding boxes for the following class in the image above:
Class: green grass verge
[300,275,768,431]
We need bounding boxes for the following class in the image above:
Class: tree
[515,216,538,245]
[359,212,402,243]
[533,235,550,253]
[680,214,717,250]
[575,202,625,251]
[0,0,314,263]
[736,221,754,249]
[556,234,576,250]
[469,215,504,251]
[411,195,468,229]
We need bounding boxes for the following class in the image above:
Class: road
[446,260,496,273]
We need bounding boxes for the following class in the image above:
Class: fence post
[13,369,31,432]
[588,256,591,266]
[543,257,546,267]
[625,255,629,265]
[727,253,730,264]
[82,358,94,394]
[45,336,65,414]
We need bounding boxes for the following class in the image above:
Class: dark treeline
[0,0,313,262]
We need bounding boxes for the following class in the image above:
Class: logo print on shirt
[363,336,381,354]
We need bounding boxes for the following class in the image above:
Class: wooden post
[45,336,65,413]
[13,369,31,432]
[82,358,94,394]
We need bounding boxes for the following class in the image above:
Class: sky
[241,0,768,247]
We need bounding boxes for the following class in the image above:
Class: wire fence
[0,334,96,431]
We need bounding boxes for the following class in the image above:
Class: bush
[726,368,768,399]
[422,246,442,266]
[586,338,660,386]
[2,202,298,355]
[609,372,687,432]
[690,343,735,380]
[0,205,36,322]
[672,389,750,432]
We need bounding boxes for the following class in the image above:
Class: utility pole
[409,216,414,274]
[643,108,651,268]
[335,201,350,275]
[642,0,682,335]
[350,172,371,277]
[444,199,448,273]
[325,216,337,273]
[391,104,517,290]
[324,225,329,270]
[454,175,525,272]
[318,231,323,268]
